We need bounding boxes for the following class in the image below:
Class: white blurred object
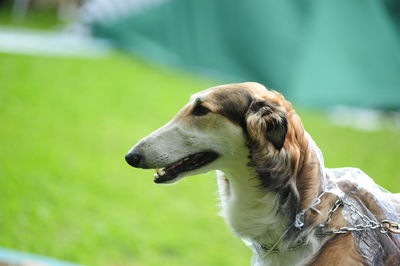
[0,26,111,58]
[78,0,171,24]
[329,106,400,131]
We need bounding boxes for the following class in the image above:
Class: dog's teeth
[155,168,165,176]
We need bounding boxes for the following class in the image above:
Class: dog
[125,82,400,265]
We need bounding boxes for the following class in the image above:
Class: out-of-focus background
[0,0,399,265]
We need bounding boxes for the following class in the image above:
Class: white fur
[216,153,323,266]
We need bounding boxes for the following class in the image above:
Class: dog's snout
[125,152,143,167]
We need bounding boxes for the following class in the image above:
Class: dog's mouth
[153,151,219,184]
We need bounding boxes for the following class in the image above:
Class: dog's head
[125,82,302,185]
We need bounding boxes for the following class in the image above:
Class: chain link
[319,199,394,235]
[256,197,400,257]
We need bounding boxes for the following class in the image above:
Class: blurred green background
[0,1,399,266]
[92,0,400,109]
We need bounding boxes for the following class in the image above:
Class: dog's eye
[192,103,211,116]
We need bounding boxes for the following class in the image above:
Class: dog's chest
[216,173,321,266]
[217,172,282,239]
[217,179,317,265]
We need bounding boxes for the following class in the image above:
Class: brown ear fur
[245,100,288,150]
[244,90,323,217]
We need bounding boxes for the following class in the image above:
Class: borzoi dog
[125,82,400,265]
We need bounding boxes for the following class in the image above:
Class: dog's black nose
[125,152,142,167]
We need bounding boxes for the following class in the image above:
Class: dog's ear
[245,100,288,150]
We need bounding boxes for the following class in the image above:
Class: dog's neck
[218,164,283,236]
[217,152,288,246]
[217,134,324,251]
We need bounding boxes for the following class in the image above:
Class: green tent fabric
[92,0,400,109]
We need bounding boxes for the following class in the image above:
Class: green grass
[0,52,399,266]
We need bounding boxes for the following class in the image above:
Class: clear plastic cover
[246,133,400,265]
[326,167,400,264]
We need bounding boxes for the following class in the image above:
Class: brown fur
[309,234,364,266]
[207,83,326,217]
[205,83,366,263]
